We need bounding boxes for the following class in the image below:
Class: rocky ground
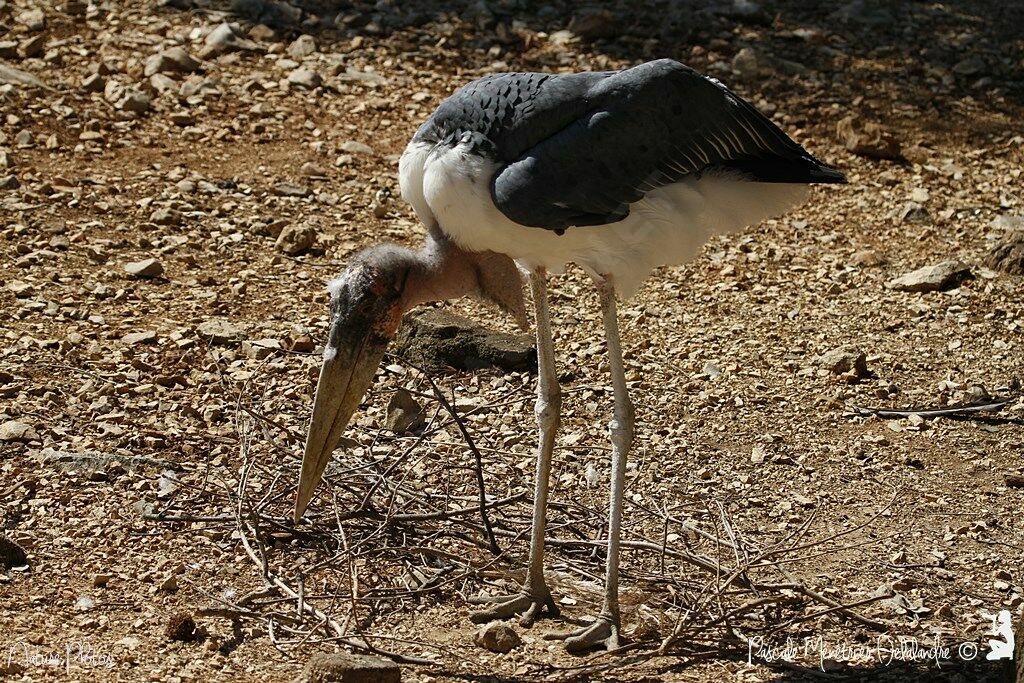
[1,0,1023,681]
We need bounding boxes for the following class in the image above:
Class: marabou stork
[294,59,845,652]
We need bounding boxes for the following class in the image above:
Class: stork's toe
[468,588,559,627]
[549,614,621,654]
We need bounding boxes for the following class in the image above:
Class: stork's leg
[469,267,560,627]
[560,275,633,653]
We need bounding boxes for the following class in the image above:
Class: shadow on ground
[171,0,1023,132]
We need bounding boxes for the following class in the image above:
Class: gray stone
[990,214,1024,231]
[385,388,425,433]
[549,29,576,46]
[144,47,200,77]
[816,347,868,378]
[300,161,328,177]
[888,261,973,292]
[149,73,176,92]
[394,309,536,373]
[150,207,182,225]
[287,67,321,89]
[0,420,39,443]
[123,330,158,345]
[37,448,183,473]
[242,338,281,359]
[103,79,124,103]
[731,47,760,80]
[294,653,399,683]
[197,319,244,345]
[0,175,19,190]
[179,76,219,98]
[202,22,259,58]
[474,621,522,653]
[336,68,388,86]
[17,8,46,31]
[0,63,50,89]
[286,34,316,58]
[986,230,1024,275]
[275,222,316,254]
[8,281,34,297]
[81,73,105,92]
[272,182,310,197]
[851,249,885,267]
[898,201,929,224]
[340,140,373,155]
[124,258,164,278]
[118,89,151,114]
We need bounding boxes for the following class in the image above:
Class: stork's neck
[402,236,480,308]
[396,232,528,328]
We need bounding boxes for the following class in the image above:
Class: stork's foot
[549,614,620,653]
[468,587,559,627]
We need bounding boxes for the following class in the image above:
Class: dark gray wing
[413,70,612,163]
[490,59,845,230]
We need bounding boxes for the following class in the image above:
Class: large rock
[836,115,902,160]
[815,347,868,379]
[474,621,522,653]
[293,653,399,683]
[0,63,50,89]
[196,318,244,344]
[144,47,200,77]
[272,182,310,197]
[394,310,536,373]
[986,218,1024,275]
[384,388,425,433]
[731,47,760,80]
[117,89,151,114]
[275,222,316,255]
[201,22,259,58]
[124,258,164,278]
[287,67,322,89]
[286,34,316,58]
[0,420,40,443]
[888,261,973,292]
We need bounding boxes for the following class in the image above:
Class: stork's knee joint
[608,405,634,448]
[535,391,562,425]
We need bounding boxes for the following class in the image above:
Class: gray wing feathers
[490,59,841,231]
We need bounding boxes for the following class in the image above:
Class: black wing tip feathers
[810,164,848,184]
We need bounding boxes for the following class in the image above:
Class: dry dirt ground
[2,0,1023,681]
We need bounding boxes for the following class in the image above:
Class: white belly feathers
[399,140,808,299]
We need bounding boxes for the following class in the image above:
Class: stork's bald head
[293,236,526,522]
[294,247,414,522]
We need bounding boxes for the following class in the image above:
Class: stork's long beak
[294,329,391,523]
